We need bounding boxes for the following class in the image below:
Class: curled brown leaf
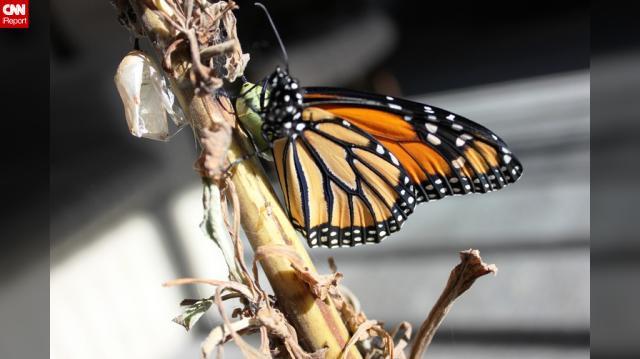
[153,0,248,93]
[196,125,232,181]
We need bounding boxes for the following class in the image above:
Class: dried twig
[252,245,343,301]
[213,284,266,358]
[148,0,248,93]
[409,249,497,359]
[164,179,338,359]
[340,320,379,359]
[328,259,398,359]
[256,306,328,359]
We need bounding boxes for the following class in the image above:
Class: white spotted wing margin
[303,87,524,203]
[272,114,416,248]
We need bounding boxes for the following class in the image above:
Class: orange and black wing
[272,107,416,248]
[303,87,523,203]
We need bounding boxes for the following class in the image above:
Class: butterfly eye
[114,50,187,141]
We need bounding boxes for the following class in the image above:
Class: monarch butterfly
[235,4,523,248]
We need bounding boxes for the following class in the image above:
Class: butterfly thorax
[262,67,304,142]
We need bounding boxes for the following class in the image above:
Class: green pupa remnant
[235,82,273,161]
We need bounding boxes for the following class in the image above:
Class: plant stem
[122,2,360,357]
[209,96,360,359]
[409,249,497,359]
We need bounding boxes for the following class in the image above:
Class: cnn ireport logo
[1,0,29,29]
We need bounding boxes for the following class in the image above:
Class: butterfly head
[262,66,304,141]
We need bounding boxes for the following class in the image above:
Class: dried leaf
[152,0,247,94]
[152,0,176,17]
[197,126,232,180]
[199,180,244,282]
[213,286,267,359]
[172,298,214,331]
[390,322,412,359]
[219,4,249,81]
[200,318,260,359]
[257,306,327,359]
[291,264,343,301]
[340,320,392,359]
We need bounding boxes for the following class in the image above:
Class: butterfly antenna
[254,2,289,71]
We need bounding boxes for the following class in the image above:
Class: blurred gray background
[47,1,593,358]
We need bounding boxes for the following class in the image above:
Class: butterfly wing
[273,107,416,248]
[303,87,523,202]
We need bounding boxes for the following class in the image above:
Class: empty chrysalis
[235,82,273,161]
[114,50,187,141]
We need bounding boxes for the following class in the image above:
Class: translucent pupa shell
[114,50,186,141]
